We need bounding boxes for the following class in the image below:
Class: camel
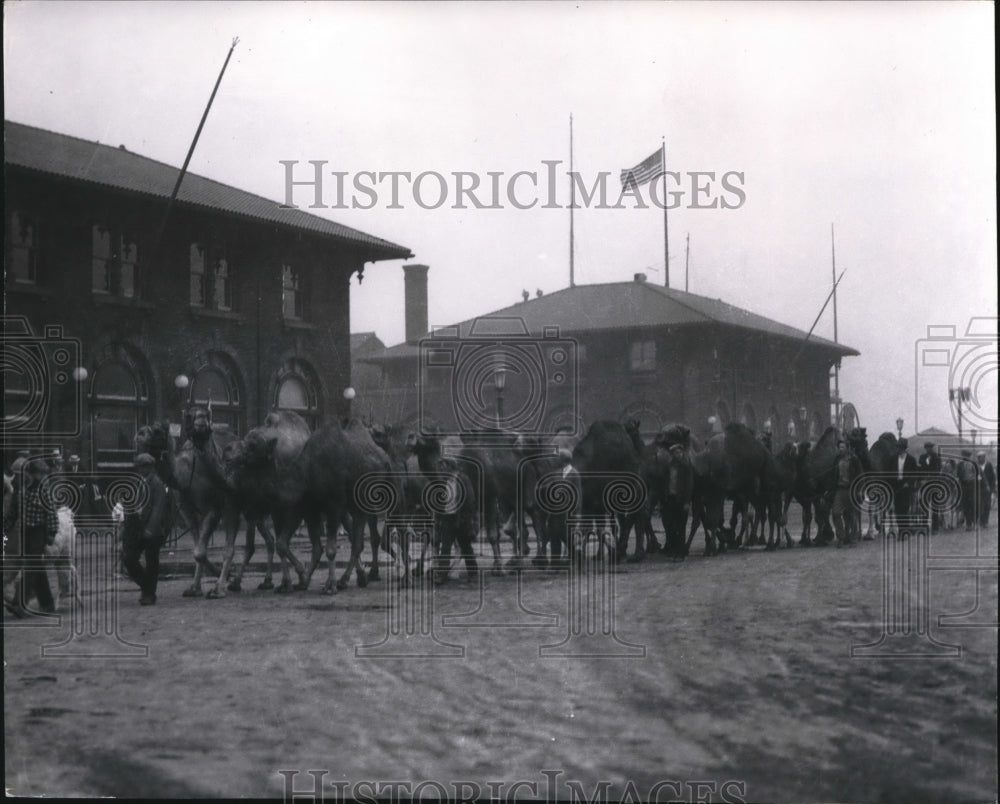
[222,410,312,592]
[135,407,240,598]
[266,418,393,594]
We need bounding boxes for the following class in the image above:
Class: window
[92,224,139,298]
[91,349,151,468]
[190,244,207,306]
[190,242,233,311]
[7,211,38,284]
[275,358,321,429]
[629,339,656,372]
[189,357,243,435]
[213,258,231,311]
[282,264,303,320]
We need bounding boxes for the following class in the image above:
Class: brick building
[356,267,859,440]
[3,121,411,469]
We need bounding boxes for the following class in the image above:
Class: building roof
[4,120,412,261]
[370,279,860,361]
[350,331,386,354]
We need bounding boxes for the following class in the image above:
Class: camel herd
[132,407,921,600]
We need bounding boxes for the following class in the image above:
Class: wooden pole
[152,37,240,256]
[662,138,669,288]
[569,114,575,288]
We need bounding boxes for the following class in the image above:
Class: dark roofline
[368,280,859,361]
[5,120,413,262]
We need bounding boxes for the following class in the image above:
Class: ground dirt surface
[4,522,997,802]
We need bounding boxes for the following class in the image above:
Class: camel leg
[367,514,381,582]
[298,513,325,590]
[207,507,240,599]
[333,513,367,591]
[256,517,276,589]
[228,516,254,592]
[185,509,221,597]
[323,514,341,594]
[274,513,309,592]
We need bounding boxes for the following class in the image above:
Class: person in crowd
[10,460,59,614]
[957,449,978,531]
[976,451,996,528]
[832,439,856,547]
[891,438,919,531]
[661,442,693,560]
[120,453,170,606]
[941,458,959,530]
[917,441,943,533]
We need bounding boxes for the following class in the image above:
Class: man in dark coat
[977,451,996,528]
[917,441,943,532]
[13,460,59,614]
[121,453,170,605]
[957,449,978,531]
[891,438,919,524]
[661,443,694,560]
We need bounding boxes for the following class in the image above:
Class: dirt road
[4,527,997,802]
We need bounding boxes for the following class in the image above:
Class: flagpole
[831,222,841,427]
[662,137,669,288]
[685,232,690,293]
[569,114,576,288]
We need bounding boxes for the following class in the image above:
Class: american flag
[619,149,663,188]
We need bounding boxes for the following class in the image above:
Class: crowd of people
[3,448,168,615]
[1,435,997,616]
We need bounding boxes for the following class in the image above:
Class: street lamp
[896,417,904,439]
[494,365,506,429]
[950,386,971,443]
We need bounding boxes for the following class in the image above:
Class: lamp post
[343,386,356,421]
[950,386,971,443]
[896,417,904,440]
[494,365,506,429]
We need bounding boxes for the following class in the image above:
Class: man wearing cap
[956,449,978,531]
[831,439,857,546]
[121,453,170,605]
[891,438,918,528]
[917,442,943,533]
[976,451,996,528]
[661,442,693,559]
[67,454,104,518]
[13,460,59,614]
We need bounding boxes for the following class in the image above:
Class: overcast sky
[5,1,996,441]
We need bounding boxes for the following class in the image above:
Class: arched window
[274,359,321,430]
[739,402,757,432]
[188,353,244,435]
[91,346,151,468]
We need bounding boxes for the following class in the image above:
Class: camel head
[184,407,213,448]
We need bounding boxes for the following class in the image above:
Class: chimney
[634,272,647,283]
[403,264,429,345]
